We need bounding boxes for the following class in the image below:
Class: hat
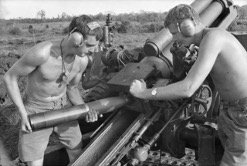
[164,4,200,27]
[87,21,101,30]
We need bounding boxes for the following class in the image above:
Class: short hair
[164,4,201,27]
[68,15,103,41]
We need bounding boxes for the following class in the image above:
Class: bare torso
[25,41,87,102]
[205,29,247,101]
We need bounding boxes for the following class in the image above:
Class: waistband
[222,97,247,107]
[23,93,69,110]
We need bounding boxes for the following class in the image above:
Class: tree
[61,12,69,19]
[37,10,46,20]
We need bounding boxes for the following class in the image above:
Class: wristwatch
[151,88,157,96]
[85,104,90,112]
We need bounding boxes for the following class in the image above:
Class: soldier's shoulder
[24,41,53,62]
[34,40,53,48]
[76,55,89,71]
[206,28,228,38]
[29,41,53,54]
[201,28,230,45]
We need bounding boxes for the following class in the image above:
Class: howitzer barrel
[191,0,213,13]
[199,1,224,26]
[29,96,128,131]
[144,28,172,57]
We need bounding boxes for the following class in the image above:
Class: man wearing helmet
[130,4,247,166]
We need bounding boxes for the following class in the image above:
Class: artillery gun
[28,0,247,165]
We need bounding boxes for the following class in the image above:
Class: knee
[67,138,83,151]
[26,158,44,166]
[66,147,82,163]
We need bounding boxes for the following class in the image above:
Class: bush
[63,26,69,34]
[28,28,37,34]
[148,23,164,32]
[140,23,164,33]
[28,26,46,34]
[28,25,33,29]
[28,25,34,33]
[8,27,22,35]
[0,27,5,35]
[116,21,164,33]
[117,21,131,33]
[116,21,142,33]
[228,18,247,32]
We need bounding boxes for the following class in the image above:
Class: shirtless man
[4,16,102,166]
[130,4,247,166]
[69,15,102,90]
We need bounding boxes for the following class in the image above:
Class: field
[0,5,247,165]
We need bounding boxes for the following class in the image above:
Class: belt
[24,93,69,110]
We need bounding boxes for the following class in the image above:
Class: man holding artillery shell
[4,15,102,166]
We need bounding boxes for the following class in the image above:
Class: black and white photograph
[0,0,247,165]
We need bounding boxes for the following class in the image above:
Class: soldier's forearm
[141,81,194,101]
[3,74,27,117]
[67,86,84,105]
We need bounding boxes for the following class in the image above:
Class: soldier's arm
[67,58,88,105]
[67,58,98,122]
[4,43,50,120]
[137,31,222,100]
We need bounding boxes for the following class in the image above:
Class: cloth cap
[87,21,101,31]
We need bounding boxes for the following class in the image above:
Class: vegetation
[2,4,245,35]
[7,11,167,24]
[228,5,247,31]
[8,27,22,35]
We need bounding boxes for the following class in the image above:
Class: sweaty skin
[130,27,247,102]
[25,41,86,101]
[197,29,247,101]
[130,7,247,166]
[4,32,99,133]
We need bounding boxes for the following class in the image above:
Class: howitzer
[35,0,247,165]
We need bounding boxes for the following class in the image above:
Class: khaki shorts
[218,97,247,166]
[19,95,82,162]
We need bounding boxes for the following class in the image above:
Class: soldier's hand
[130,79,147,99]
[21,114,32,133]
[86,108,98,123]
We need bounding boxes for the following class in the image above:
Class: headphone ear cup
[179,20,196,37]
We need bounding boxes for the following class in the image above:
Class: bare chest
[37,56,80,83]
[210,53,247,99]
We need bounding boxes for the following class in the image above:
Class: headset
[178,19,196,37]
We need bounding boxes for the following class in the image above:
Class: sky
[0,0,246,19]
